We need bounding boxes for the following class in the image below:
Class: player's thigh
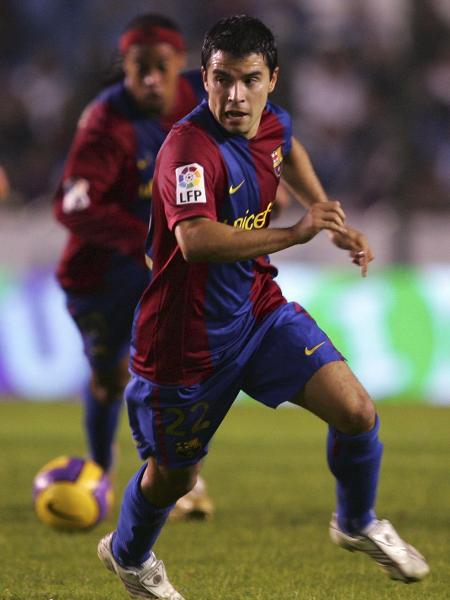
[66,290,135,369]
[125,369,242,469]
[243,302,344,408]
[291,360,375,434]
[91,354,130,402]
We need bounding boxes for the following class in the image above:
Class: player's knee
[118,358,131,390]
[143,464,199,504]
[90,370,124,405]
[166,469,198,498]
[154,461,199,492]
[340,394,376,435]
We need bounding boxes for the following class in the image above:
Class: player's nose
[142,70,161,87]
[227,82,245,103]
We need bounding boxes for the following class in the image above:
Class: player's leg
[244,303,429,582]
[98,375,202,599]
[111,459,201,567]
[98,368,240,597]
[68,301,129,472]
[65,278,145,473]
[98,459,197,600]
[98,467,190,600]
[89,358,213,522]
[244,304,379,530]
[291,361,380,533]
[84,355,129,471]
[291,362,429,582]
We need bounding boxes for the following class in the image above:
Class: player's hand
[329,226,374,277]
[292,201,347,244]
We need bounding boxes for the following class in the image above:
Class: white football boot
[169,476,214,521]
[329,513,430,583]
[98,532,186,599]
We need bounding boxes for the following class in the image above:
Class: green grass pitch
[0,401,449,599]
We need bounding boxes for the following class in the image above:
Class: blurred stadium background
[0,0,449,404]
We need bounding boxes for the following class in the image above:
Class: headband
[119,26,186,55]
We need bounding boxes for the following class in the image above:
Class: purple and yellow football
[33,456,113,530]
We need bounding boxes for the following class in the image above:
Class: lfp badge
[178,164,201,188]
[176,163,207,205]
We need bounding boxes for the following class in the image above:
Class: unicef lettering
[230,202,273,230]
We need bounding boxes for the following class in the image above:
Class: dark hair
[102,13,182,88]
[201,15,278,76]
[122,13,181,35]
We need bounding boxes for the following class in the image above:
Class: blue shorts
[126,302,344,467]
[65,273,148,372]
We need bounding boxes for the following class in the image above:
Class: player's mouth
[143,89,162,101]
[224,110,248,122]
[140,90,164,111]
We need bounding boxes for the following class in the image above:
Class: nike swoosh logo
[229,180,245,195]
[304,341,326,356]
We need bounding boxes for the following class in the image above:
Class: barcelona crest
[271,145,283,177]
[175,437,202,459]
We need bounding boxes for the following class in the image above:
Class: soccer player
[97,15,429,600]
[53,13,212,520]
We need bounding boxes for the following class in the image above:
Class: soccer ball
[33,455,113,531]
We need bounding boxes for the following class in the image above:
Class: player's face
[123,43,186,115]
[203,51,278,139]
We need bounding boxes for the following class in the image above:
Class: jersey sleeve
[155,125,223,231]
[53,103,148,261]
[279,107,293,156]
[267,102,293,156]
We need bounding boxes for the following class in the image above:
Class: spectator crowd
[0,0,449,212]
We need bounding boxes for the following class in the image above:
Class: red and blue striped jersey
[54,71,204,292]
[130,100,293,385]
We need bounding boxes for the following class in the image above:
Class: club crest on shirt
[271,145,283,177]
[176,163,206,205]
[175,437,202,458]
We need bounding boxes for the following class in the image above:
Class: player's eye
[214,74,231,85]
[136,61,149,76]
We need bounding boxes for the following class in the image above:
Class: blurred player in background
[98,15,429,599]
[53,13,212,520]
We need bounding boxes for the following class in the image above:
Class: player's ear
[121,52,131,78]
[268,67,279,93]
[177,51,187,70]
[201,66,208,91]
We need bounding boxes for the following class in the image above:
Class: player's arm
[283,136,374,276]
[282,136,328,207]
[53,120,148,261]
[175,201,347,263]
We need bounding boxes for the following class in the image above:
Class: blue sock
[112,464,174,567]
[83,385,122,472]
[327,414,383,534]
